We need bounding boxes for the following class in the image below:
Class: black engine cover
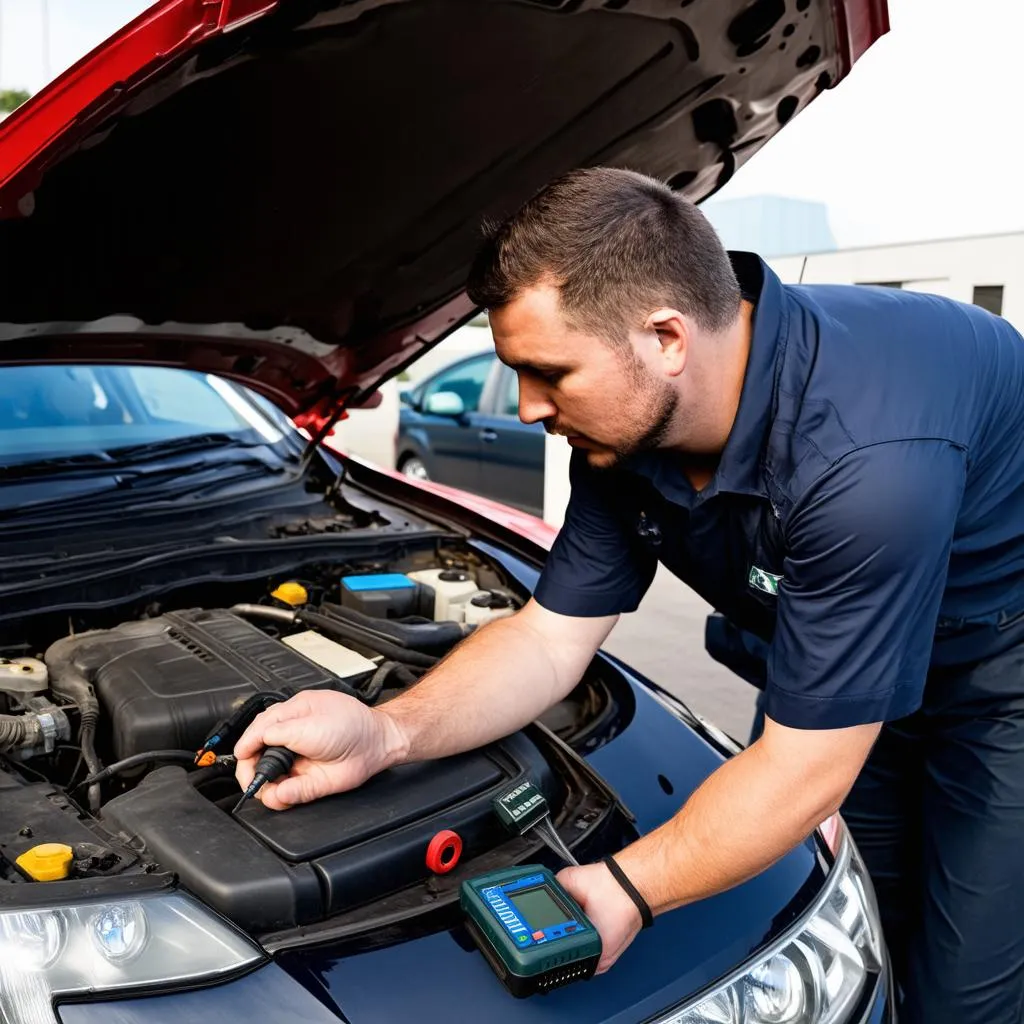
[101,732,562,933]
[68,609,342,759]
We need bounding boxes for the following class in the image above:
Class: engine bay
[0,547,632,940]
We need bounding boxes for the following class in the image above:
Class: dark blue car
[0,1,892,1022]
[398,351,546,516]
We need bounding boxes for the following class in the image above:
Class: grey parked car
[397,351,545,515]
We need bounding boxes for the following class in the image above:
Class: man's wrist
[612,843,666,916]
[603,855,654,929]
[374,707,412,770]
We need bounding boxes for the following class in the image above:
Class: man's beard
[587,381,677,470]
[549,360,678,471]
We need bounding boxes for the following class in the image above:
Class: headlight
[0,891,264,1024]
[652,831,884,1024]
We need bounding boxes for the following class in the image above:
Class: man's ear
[644,308,689,377]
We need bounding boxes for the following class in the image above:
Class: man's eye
[540,370,565,385]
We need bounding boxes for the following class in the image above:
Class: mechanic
[236,168,1024,1023]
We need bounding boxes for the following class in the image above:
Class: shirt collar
[625,251,786,507]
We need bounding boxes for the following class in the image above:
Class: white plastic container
[0,657,48,698]
[406,569,479,622]
[463,591,516,626]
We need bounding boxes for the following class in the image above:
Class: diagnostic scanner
[461,864,601,998]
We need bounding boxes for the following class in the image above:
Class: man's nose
[518,378,556,425]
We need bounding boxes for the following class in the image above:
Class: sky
[0,0,1021,249]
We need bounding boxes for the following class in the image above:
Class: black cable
[362,660,419,703]
[67,748,86,790]
[318,602,468,654]
[44,637,104,812]
[55,744,86,790]
[299,610,438,669]
[79,714,104,813]
[195,690,290,760]
[74,749,197,789]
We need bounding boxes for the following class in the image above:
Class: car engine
[0,555,627,938]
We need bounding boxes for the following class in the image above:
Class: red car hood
[0,0,886,423]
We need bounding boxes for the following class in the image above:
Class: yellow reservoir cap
[271,581,309,607]
[16,843,74,881]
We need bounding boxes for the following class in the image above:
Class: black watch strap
[603,855,654,929]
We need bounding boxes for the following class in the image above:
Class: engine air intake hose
[318,602,469,654]
[44,633,104,813]
[0,715,30,752]
[299,610,438,669]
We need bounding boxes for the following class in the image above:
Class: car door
[473,363,546,515]
[408,353,494,492]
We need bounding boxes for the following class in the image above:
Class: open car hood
[0,0,886,422]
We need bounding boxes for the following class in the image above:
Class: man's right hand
[232,601,616,811]
[233,690,408,811]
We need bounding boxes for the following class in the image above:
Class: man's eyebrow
[503,359,570,375]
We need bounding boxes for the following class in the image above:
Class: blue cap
[341,573,416,592]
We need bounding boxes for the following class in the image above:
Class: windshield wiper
[105,432,259,462]
[0,433,292,481]
[0,451,117,479]
[0,456,303,521]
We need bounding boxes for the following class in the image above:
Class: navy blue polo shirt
[534,253,1024,730]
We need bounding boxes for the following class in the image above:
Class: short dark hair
[467,167,741,340]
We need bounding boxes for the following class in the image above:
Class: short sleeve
[534,452,657,617]
[766,440,966,729]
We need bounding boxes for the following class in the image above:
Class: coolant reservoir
[0,657,48,698]
[463,591,515,626]
[407,569,478,622]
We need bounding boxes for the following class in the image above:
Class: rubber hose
[304,604,414,652]
[44,634,104,812]
[319,602,468,654]
[230,604,297,625]
[77,749,197,788]
[0,714,30,751]
[298,611,438,669]
[362,660,419,703]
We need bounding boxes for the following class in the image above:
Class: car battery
[339,574,432,619]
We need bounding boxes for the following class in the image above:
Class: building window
[857,281,903,289]
[972,285,1004,316]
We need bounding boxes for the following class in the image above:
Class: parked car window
[501,370,520,417]
[420,355,493,413]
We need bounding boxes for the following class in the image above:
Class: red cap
[425,830,463,874]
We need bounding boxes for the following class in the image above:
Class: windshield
[0,365,284,466]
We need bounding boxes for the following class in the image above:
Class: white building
[766,231,1022,329]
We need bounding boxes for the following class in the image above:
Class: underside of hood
[0,0,887,418]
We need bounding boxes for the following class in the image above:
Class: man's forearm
[614,720,880,914]
[379,601,616,765]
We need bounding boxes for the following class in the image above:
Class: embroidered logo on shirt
[748,566,783,596]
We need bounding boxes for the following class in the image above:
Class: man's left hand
[556,861,643,974]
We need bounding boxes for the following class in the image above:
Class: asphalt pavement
[603,566,759,745]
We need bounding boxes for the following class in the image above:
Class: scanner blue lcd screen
[509,886,569,932]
